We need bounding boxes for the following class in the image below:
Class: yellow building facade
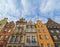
[36,20,55,47]
[0,18,8,31]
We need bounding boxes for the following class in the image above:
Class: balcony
[25,43,38,46]
[25,40,38,46]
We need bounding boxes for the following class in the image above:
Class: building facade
[0,21,15,47]
[36,20,55,47]
[0,18,8,31]
[24,20,38,47]
[46,18,60,47]
[7,18,27,47]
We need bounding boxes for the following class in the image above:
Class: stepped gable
[46,18,60,28]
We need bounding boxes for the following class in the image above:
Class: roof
[46,18,60,28]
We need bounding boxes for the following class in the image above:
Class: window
[50,30,54,33]
[41,43,44,47]
[10,36,15,43]
[45,35,48,39]
[4,36,8,40]
[0,36,3,40]
[27,26,31,32]
[20,36,23,43]
[19,29,22,34]
[4,29,7,32]
[58,35,60,38]
[32,36,36,43]
[15,36,18,43]
[42,29,45,32]
[53,36,58,40]
[38,30,40,32]
[39,35,42,39]
[47,43,51,47]
[32,26,35,32]
[56,30,59,33]
[8,30,11,32]
[26,36,30,43]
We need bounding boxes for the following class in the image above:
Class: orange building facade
[36,20,55,47]
[0,21,15,47]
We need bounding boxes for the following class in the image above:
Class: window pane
[32,36,36,43]
[47,43,51,47]
[38,30,40,32]
[20,36,23,43]
[41,43,44,47]
[32,27,35,32]
[56,30,59,33]
[26,36,30,43]
[39,35,42,39]
[10,36,15,43]
[15,36,18,42]
[50,30,54,33]
[45,35,48,39]
[53,36,58,40]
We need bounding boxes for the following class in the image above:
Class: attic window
[8,30,11,32]
[4,29,7,32]
[50,30,54,33]
[56,30,59,33]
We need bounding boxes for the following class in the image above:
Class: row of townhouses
[0,18,60,47]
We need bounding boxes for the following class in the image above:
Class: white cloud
[0,0,21,22]
[54,16,60,23]
[0,0,60,23]
[40,0,60,13]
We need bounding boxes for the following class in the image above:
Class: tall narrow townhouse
[7,18,27,47]
[0,21,15,47]
[0,18,8,31]
[46,18,60,47]
[24,20,38,47]
[36,20,55,47]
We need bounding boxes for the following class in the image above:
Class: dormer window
[56,30,59,33]
[8,30,11,32]
[45,35,48,39]
[42,29,45,32]
[4,29,7,32]
[0,36,3,40]
[53,35,58,40]
[50,30,54,33]
[4,36,8,40]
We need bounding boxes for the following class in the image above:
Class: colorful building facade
[24,20,38,47]
[46,18,60,47]
[36,20,55,47]
[0,18,8,31]
[0,21,15,47]
[7,18,27,47]
[0,18,59,47]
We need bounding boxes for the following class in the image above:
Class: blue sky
[0,0,60,23]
